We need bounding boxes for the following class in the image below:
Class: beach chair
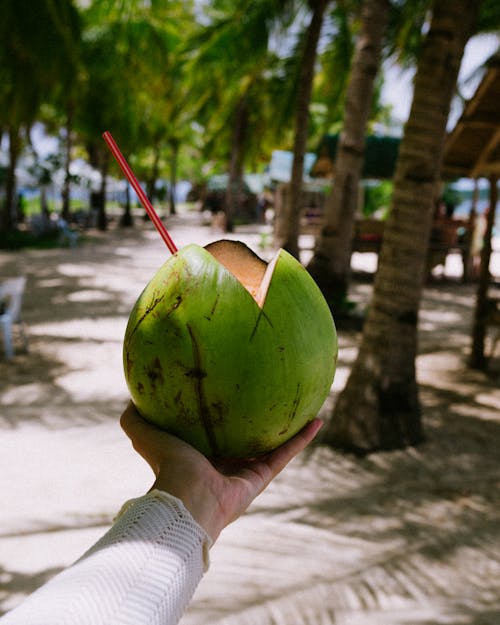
[0,276,28,359]
[57,218,80,248]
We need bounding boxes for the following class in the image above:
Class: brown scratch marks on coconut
[279,383,302,435]
[145,357,164,389]
[290,383,302,419]
[125,351,133,378]
[204,293,220,321]
[169,394,199,426]
[166,294,183,316]
[185,367,207,380]
[187,324,220,457]
[127,292,167,341]
[209,400,226,425]
[244,438,268,458]
[136,382,145,395]
[249,309,273,342]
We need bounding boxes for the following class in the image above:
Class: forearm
[1,490,211,625]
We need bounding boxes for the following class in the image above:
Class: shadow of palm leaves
[0,565,64,618]
[182,383,500,625]
[0,514,114,617]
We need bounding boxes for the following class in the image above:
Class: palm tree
[191,1,370,239]
[0,0,80,233]
[306,0,391,306]
[75,22,127,230]
[75,0,192,229]
[127,0,197,218]
[323,0,480,453]
[187,0,302,231]
[273,0,330,257]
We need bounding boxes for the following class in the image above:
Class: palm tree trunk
[225,94,249,233]
[0,126,21,234]
[61,105,73,221]
[146,142,161,213]
[120,183,133,227]
[169,138,179,215]
[97,149,109,231]
[307,0,390,307]
[324,0,479,453]
[273,0,329,258]
[40,186,50,221]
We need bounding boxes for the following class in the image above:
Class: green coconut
[123,239,337,458]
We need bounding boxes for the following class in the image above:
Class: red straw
[102,131,178,254]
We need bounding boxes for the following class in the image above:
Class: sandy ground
[1,210,499,624]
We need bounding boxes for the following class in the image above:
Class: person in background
[1,402,322,625]
[470,207,489,280]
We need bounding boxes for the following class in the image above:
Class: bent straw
[102,131,178,254]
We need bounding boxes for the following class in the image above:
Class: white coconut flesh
[204,239,278,309]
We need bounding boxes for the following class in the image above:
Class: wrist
[151,478,224,542]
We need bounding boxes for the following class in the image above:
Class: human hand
[120,402,322,542]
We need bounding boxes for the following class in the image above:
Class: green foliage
[0,0,417,202]
[312,3,356,137]
[363,180,393,217]
[441,183,463,211]
[477,0,500,32]
[183,0,300,171]
[0,0,81,128]
[2,0,497,230]
[385,0,431,68]
[0,229,65,250]
[71,0,198,206]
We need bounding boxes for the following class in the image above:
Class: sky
[381,33,500,128]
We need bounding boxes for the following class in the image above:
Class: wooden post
[469,175,498,369]
[462,178,479,282]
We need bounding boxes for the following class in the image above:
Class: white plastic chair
[0,276,28,359]
[57,218,79,248]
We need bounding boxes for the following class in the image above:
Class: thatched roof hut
[442,52,500,180]
[442,50,500,369]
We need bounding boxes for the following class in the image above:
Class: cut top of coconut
[205,239,278,308]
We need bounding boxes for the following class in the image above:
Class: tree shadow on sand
[0,341,129,429]
[0,565,64,617]
[184,374,500,625]
[0,231,157,428]
[0,512,115,617]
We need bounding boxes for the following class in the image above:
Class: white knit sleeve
[1,490,211,625]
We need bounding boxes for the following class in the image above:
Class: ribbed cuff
[114,489,212,571]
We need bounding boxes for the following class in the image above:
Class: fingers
[120,401,208,469]
[261,418,323,479]
[121,400,322,484]
[120,402,149,450]
[224,419,324,510]
[120,401,164,443]
[120,400,147,435]
[119,401,167,468]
